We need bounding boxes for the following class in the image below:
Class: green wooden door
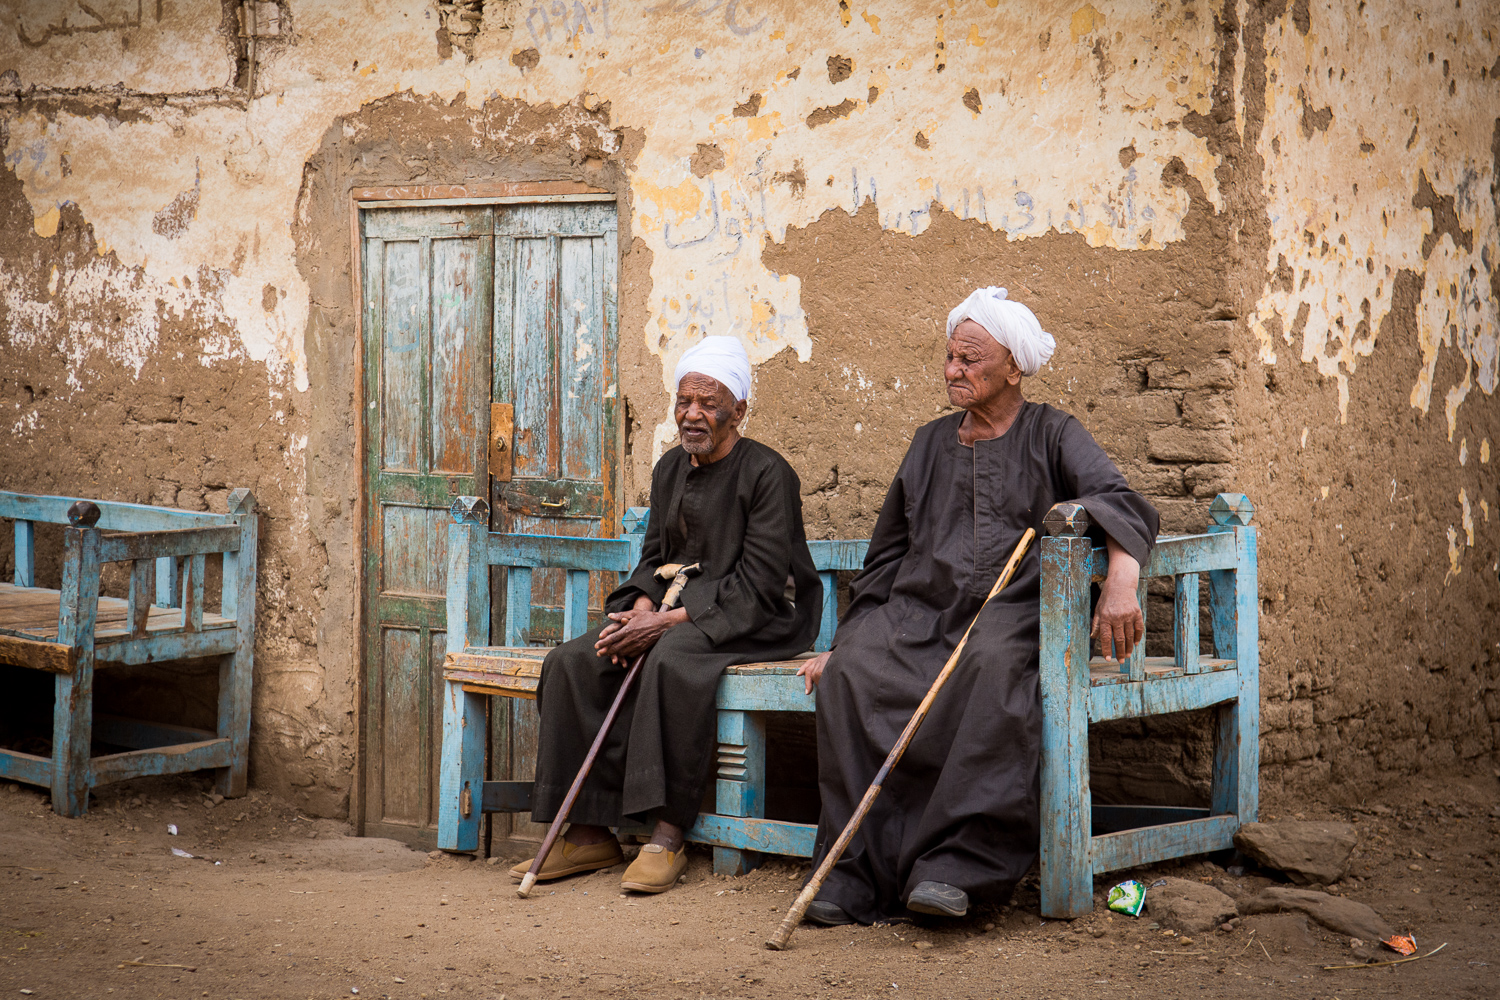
[360,199,618,846]
[488,201,620,845]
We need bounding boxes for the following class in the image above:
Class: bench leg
[216,513,257,799]
[438,680,486,852]
[215,647,252,799]
[1039,533,1094,918]
[51,660,94,817]
[713,710,766,876]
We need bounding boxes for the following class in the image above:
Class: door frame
[348,180,619,836]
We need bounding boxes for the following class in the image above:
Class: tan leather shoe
[509,837,623,882]
[619,843,688,893]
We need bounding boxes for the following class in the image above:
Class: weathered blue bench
[437,497,864,876]
[1038,492,1258,917]
[0,490,258,817]
[437,492,1259,911]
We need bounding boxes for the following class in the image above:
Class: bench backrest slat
[449,503,866,651]
[0,492,227,532]
[483,532,636,573]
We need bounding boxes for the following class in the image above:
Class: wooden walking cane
[765,528,1037,950]
[517,561,702,898]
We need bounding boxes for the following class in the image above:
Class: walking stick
[517,561,702,898]
[765,528,1036,949]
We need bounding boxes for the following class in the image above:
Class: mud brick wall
[1,1,1496,817]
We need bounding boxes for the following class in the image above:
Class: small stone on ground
[1233,820,1357,884]
[1144,877,1238,933]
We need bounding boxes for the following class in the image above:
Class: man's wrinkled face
[945,320,1021,410]
[675,373,745,455]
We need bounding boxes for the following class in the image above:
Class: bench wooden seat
[0,490,258,817]
[0,583,236,644]
[437,492,1259,911]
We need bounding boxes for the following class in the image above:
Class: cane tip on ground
[517,873,536,897]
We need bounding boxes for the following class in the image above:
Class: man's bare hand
[595,596,688,663]
[1092,538,1143,662]
[796,650,832,695]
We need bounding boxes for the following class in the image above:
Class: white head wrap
[673,336,752,401]
[945,287,1056,376]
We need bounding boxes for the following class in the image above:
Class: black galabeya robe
[812,403,1158,923]
[533,438,822,829]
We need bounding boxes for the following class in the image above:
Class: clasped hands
[594,594,690,664]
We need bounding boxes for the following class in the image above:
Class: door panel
[361,209,491,845]
[488,202,618,848]
[381,505,449,597]
[511,236,559,479]
[431,237,489,476]
[381,240,424,474]
[379,626,424,825]
[560,236,605,481]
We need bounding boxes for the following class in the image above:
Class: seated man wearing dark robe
[796,287,1159,925]
[512,336,822,894]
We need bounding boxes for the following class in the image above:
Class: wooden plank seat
[437,492,1260,909]
[0,490,258,817]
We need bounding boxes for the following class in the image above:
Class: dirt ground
[1,774,1497,1000]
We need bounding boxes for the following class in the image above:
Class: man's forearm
[1104,535,1140,588]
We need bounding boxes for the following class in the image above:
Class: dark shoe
[804,900,854,926]
[906,881,968,917]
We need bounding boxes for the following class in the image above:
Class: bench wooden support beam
[713,710,766,876]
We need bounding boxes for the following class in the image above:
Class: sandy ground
[1,773,1497,1000]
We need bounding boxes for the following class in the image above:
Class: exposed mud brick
[1146,358,1235,390]
[1181,391,1231,428]
[1241,887,1394,942]
[1127,392,1184,426]
[1263,701,1292,732]
[1125,464,1187,496]
[1145,877,1238,933]
[1234,820,1357,884]
[1152,498,1211,534]
[1147,427,1234,463]
[1184,463,1235,497]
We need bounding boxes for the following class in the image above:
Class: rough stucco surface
[0,0,1496,815]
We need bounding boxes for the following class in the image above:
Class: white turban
[945,287,1056,376]
[673,336,752,401]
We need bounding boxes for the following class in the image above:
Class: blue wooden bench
[0,490,258,817]
[436,496,865,875]
[437,492,1259,910]
[1039,492,1258,917]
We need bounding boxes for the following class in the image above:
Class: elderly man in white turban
[516,336,822,894]
[795,289,1160,925]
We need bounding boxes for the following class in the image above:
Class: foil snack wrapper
[1107,879,1147,916]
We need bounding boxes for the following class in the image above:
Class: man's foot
[804,900,855,926]
[906,881,969,917]
[619,844,688,893]
[509,838,623,883]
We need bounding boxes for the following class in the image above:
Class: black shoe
[804,900,855,926]
[906,881,968,917]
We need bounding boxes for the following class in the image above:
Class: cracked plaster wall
[0,0,1496,814]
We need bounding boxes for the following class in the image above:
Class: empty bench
[0,490,258,816]
[437,492,1259,910]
